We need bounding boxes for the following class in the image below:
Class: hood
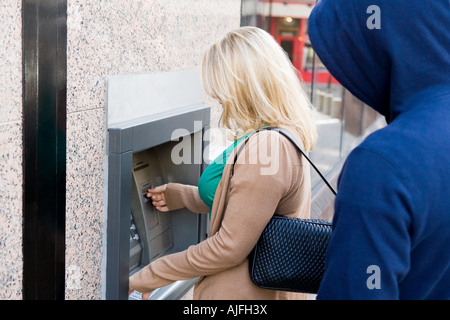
[308,0,450,123]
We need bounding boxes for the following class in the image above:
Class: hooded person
[308,0,450,299]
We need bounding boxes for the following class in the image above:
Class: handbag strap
[232,126,337,196]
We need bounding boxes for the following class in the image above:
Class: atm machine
[106,105,210,300]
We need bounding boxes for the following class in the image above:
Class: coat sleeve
[164,183,210,214]
[128,132,296,293]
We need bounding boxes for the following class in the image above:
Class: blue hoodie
[308,0,450,299]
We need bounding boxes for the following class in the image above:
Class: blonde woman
[129,26,317,300]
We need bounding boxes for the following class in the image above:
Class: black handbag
[233,127,337,294]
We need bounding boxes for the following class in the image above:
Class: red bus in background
[266,1,338,84]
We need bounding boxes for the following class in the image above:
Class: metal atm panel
[106,105,210,300]
[129,133,203,268]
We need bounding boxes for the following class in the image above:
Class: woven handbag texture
[249,215,332,294]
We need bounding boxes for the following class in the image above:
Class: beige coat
[129,126,311,300]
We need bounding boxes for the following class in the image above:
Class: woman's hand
[147,184,169,212]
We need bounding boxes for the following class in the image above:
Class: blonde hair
[201,26,317,152]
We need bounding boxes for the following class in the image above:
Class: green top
[198,127,267,216]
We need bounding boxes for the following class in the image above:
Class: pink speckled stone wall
[0,0,22,300]
[65,0,241,299]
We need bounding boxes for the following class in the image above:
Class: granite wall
[0,0,22,300]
